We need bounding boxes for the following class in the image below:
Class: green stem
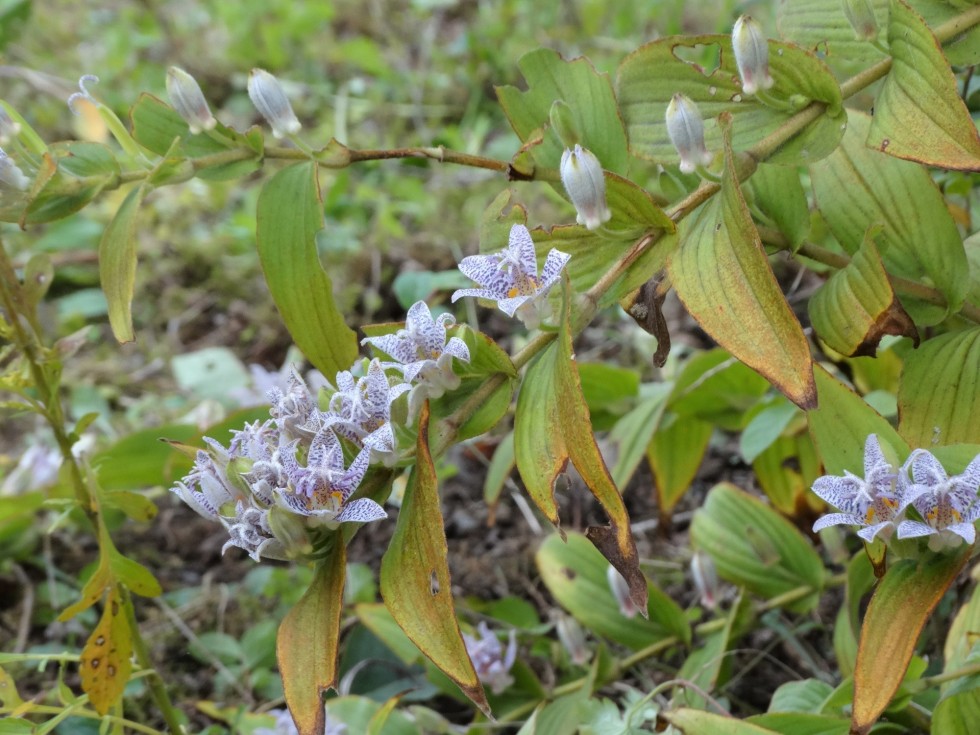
[919,659,980,688]
[0,703,166,735]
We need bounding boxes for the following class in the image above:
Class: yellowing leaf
[256,162,358,379]
[277,542,347,735]
[379,404,487,714]
[867,0,980,170]
[668,116,816,409]
[851,549,971,734]
[79,586,132,716]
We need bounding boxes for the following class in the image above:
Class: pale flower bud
[0,107,21,146]
[607,564,640,618]
[665,93,712,174]
[842,0,879,41]
[690,551,719,610]
[559,144,611,230]
[555,613,591,665]
[247,68,302,139]
[732,15,774,96]
[0,148,29,191]
[166,67,217,134]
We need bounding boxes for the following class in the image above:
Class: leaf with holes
[380,404,487,714]
[277,541,347,735]
[617,33,844,167]
[79,586,132,716]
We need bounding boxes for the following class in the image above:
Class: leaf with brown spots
[79,586,132,716]
[380,403,488,714]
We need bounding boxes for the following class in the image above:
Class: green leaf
[354,603,423,666]
[277,542,347,735]
[740,397,800,463]
[514,282,648,613]
[833,552,876,677]
[662,708,778,734]
[933,579,980,732]
[768,678,836,714]
[648,413,713,520]
[690,483,825,612]
[108,548,162,597]
[673,595,747,709]
[92,424,197,491]
[256,162,358,379]
[752,433,821,516]
[99,184,151,343]
[79,587,132,716]
[429,326,516,442]
[810,111,967,325]
[617,34,844,167]
[610,385,671,490]
[495,48,629,175]
[745,163,810,249]
[668,117,816,409]
[808,226,917,357]
[748,713,850,735]
[52,142,120,178]
[867,0,980,170]
[536,532,690,650]
[807,365,909,476]
[897,327,980,446]
[668,349,770,428]
[379,404,487,714]
[129,93,261,180]
[851,548,971,734]
[483,431,515,511]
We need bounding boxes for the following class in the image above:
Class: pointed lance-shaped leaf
[380,404,489,714]
[100,184,151,343]
[277,542,347,735]
[668,112,816,409]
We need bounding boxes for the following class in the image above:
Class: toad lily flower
[897,450,980,550]
[811,434,906,542]
[362,300,470,394]
[166,66,217,134]
[279,428,386,526]
[732,15,774,96]
[452,223,570,329]
[665,94,713,174]
[463,622,517,695]
[560,144,611,230]
[322,359,410,461]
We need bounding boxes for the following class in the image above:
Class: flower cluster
[171,223,570,560]
[811,435,980,551]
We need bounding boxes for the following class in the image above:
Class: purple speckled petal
[909,449,948,487]
[335,498,387,523]
[508,224,538,276]
[897,519,937,539]
[863,434,885,475]
[812,512,864,532]
[540,248,571,284]
[452,286,502,303]
[947,522,977,544]
[952,455,980,495]
[856,521,894,542]
[496,294,533,317]
[811,475,861,512]
[363,333,418,364]
[443,336,470,363]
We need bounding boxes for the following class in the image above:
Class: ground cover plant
[2,0,980,733]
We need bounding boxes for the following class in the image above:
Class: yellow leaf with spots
[80,586,132,715]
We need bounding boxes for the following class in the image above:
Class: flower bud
[607,564,640,618]
[166,67,217,134]
[0,148,29,191]
[549,100,579,148]
[690,551,719,610]
[247,68,302,139]
[559,144,611,230]
[842,0,879,41]
[555,613,591,665]
[0,107,20,146]
[732,15,774,96]
[266,504,313,559]
[665,93,712,174]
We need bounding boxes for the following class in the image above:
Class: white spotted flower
[560,144,611,230]
[811,434,905,542]
[897,450,980,550]
[452,224,570,328]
